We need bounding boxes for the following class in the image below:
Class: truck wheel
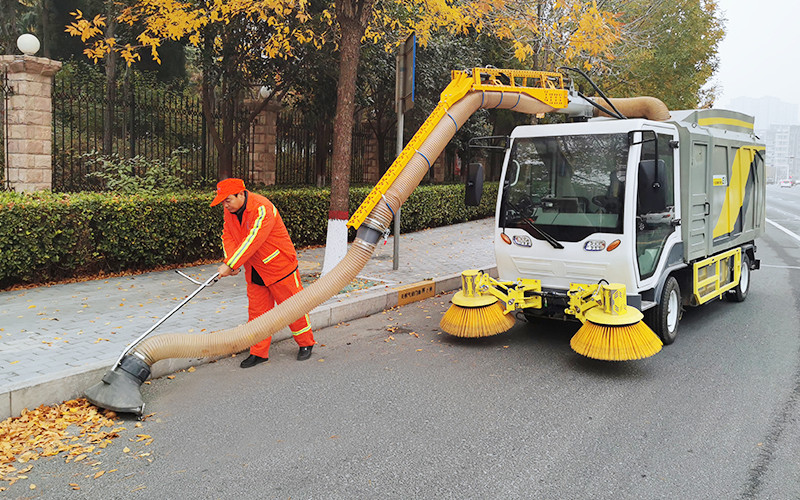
[646,276,682,345]
[727,253,751,303]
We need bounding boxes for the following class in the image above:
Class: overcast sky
[713,0,799,114]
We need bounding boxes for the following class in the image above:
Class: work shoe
[297,346,313,361]
[240,354,268,368]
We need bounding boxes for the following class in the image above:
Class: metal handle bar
[112,270,220,369]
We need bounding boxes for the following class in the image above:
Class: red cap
[210,178,246,206]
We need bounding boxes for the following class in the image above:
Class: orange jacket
[221,191,298,286]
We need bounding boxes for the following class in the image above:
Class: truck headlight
[584,240,606,251]
[513,235,532,247]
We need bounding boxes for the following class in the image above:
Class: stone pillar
[432,152,445,183]
[363,133,380,184]
[246,100,281,186]
[0,55,62,192]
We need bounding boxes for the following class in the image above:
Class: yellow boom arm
[347,68,569,230]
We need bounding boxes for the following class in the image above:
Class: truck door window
[636,132,676,279]
[501,133,628,242]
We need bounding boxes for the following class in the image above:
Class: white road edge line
[766,218,800,244]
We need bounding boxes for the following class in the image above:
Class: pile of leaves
[0,398,124,491]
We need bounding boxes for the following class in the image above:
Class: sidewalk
[0,218,496,419]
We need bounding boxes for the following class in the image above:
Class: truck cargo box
[669,109,765,262]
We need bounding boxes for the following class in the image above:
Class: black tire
[645,276,682,345]
[727,252,751,302]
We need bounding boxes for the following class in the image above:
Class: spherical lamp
[16,34,40,56]
[259,86,270,99]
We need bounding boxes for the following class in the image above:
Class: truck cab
[488,109,764,343]
[495,119,680,306]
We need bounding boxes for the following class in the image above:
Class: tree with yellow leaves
[66,0,623,269]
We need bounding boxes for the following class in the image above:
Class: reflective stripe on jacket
[221,191,298,286]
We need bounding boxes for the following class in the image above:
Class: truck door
[687,142,709,259]
[635,131,680,282]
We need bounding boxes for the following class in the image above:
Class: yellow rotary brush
[440,270,517,338]
[569,284,662,361]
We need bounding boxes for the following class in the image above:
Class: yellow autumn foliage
[67,0,622,69]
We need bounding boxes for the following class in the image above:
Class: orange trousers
[247,269,314,358]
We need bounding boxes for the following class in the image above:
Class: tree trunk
[1,1,17,55]
[219,89,235,180]
[321,2,374,275]
[328,16,364,218]
[103,4,117,156]
[41,0,51,59]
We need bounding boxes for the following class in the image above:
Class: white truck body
[491,109,765,331]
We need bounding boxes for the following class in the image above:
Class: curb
[0,266,497,420]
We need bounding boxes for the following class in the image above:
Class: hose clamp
[362,216,388,234]
[352,238,377,252]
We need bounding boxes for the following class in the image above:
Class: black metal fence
[51,63,460,192]
[1,68,9,190]
[275,112,392,186]
[52,63,255,191]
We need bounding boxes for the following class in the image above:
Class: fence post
[0,54,61,192]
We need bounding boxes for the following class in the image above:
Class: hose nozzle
[84,355,150,415]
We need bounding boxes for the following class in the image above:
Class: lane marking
[761,264,800,270]
[766,218,800,244]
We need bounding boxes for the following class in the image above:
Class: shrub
[0,182,497,288]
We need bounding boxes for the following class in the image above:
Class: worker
[211,178,315,368]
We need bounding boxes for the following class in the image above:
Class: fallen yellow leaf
[28,305,36,309]
[30,484,36,490]
[94,470,105,479]
[187,367,196,372]
[123,447,130,453]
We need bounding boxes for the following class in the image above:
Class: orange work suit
[221,191,314,358]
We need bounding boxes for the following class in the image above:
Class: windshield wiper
[519,217,564,249]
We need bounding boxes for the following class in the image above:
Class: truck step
[640,300,656,312]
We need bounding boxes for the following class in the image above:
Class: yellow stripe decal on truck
[713,146,765,238]
[698,117,754,130]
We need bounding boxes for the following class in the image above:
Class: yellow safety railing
[693,247,741,304]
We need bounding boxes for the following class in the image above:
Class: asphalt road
[8,187,800,499]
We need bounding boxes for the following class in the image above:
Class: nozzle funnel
[84,355,151,415]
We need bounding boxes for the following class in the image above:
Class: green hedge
[0,182,497,288]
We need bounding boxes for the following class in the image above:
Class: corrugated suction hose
[131,90,556,367]
[592,96,670,121]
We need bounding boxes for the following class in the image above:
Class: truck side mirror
[465,163,484,206]
[637,159,667,213]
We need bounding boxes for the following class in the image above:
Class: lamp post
[16,34,40,56]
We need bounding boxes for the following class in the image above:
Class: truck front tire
[646,276,682,345]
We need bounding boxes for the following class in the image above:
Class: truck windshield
[500,133,629,242]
